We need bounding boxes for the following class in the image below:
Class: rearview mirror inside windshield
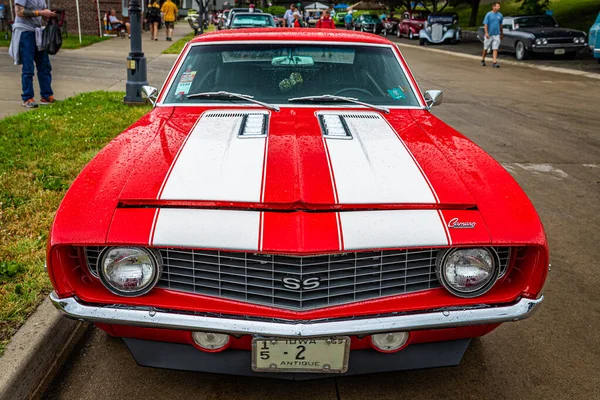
[272,56,315,66]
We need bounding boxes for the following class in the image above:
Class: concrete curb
[395,42,600,80]
[0,296,89,400]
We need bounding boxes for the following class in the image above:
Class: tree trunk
[469,0,481,27]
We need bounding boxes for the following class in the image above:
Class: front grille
[84,246,512,311]
[432,24,443,41]
[547,37,576,44]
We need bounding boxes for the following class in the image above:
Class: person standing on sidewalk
[481,2,503,68]
[146,0,161,41]
[161,0,178,41]
[8,0,56,108]
[316,10,335,29]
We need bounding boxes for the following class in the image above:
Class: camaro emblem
[448,217,476,229]
[281,277,321,290]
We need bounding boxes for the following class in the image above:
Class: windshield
[163,43,420,107]
[231,14,275,27]
[428,14,456,24]
[515,16,557,28]
[362,15,379,22]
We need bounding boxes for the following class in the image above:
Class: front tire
[409,30,414,40]
[397,27,402,38]
[515,41,529,60]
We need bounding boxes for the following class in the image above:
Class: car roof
[189,29,393,45]
[233,12,272,17]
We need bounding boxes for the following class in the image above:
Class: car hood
[518,27,585,37]
[117,107,475,209]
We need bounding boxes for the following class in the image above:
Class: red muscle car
[398,10,429,40]
[48,29,548,378]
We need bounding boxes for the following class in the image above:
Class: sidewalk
[0,27,190,119]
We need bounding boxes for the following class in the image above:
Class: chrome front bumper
[50,292,543,337]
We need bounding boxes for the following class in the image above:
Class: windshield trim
[157,40,426,109]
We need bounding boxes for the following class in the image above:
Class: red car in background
[398,10,429,40]
[48,29,548,379]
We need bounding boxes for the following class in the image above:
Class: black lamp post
[123,0,148,104]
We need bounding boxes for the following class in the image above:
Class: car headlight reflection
[99,247,161,296]
[436,248,499,298]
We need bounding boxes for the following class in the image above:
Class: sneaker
[481,60,486,67]
[493,63,500,68]
[40,96,56,105]
[23,98,38,108]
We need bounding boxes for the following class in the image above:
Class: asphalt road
[44,45,600,399]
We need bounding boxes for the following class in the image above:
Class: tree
[519,0,551,15]
[468,0,481,27]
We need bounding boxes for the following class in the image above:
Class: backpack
[148,6,161,18]
[42,18,62,55]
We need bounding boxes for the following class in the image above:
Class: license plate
[252,337,350,373]
[554,48,566,55]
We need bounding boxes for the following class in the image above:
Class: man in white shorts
[481,2,503,68]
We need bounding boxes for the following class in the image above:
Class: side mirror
[141,85,158,106]
[424,90,443,109]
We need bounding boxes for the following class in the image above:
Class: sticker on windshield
[175,70,197,95]
[387,88,406,100]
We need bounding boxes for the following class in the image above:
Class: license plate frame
[554,48,566,55]
[251,337,351,374]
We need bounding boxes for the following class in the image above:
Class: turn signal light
[370,331,409,353]
[192,331,230,352]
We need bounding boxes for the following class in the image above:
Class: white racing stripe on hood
[159,111,268,202]
[340,210,449,250]
[320,111,437,204]
[152,209,260,250]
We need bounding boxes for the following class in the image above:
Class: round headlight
[535,38,542,45]
[98,247,161,297]
[443,26,448,32]
[436,248,498,298]
[542,38,548,45]
[427,26,431,32]
[371,332,409,352]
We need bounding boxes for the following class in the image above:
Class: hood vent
[238,113,268,138]
[318,114,352,140]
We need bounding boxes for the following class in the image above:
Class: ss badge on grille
[281,277,321,290]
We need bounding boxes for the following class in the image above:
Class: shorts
[148,16,161,24]
[484,35,501,51]
[165,21,174,29]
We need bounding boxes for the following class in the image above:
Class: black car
[353,14,384,34]
[477,15,587,60]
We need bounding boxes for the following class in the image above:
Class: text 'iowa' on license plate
[252,337,350,373]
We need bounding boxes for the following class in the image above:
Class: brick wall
[48,0,123,36]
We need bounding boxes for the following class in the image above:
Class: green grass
[0,34,111,49]
[445,0,600,31]
[0,92,150,355]
[161,25,215,55]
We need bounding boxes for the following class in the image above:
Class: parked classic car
[49,29,548,378]
[398,10,429,40]
[589,12,600,63]
[353,13,384,33]
[419,13,460,45]
[229,12,276,29]
[477,15,588,60]
[381,17,400,36]
[224,7,263,29]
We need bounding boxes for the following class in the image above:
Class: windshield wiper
[288,94,390,114]
[187,91,280,112]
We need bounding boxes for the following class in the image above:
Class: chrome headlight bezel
[436,247,500,298]
[98,246,162,297]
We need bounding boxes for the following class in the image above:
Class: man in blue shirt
[344,11,353,30]
[283,3,296,27]
[481,2,503,68]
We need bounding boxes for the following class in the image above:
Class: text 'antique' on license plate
[252,337,350,373]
